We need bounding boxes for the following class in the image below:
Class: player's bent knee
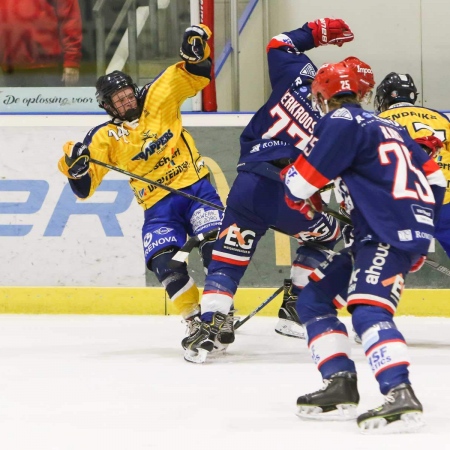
[149,246,187,276]
[296,282,336,324]
[351,304,394,337]
[150,247,199,318]
[291,247,328,288]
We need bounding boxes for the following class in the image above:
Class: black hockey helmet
[374,72,418,113]
[95,70,141,121]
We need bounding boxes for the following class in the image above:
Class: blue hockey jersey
[284,104,447,254]
[238,24,319,168]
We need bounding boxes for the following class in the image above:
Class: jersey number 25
[379,141,434,203]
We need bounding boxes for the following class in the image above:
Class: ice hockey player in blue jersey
[182,18,354,363]
[375,72,450,258]
[282,61,446,433]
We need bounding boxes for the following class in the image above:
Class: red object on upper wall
[200,0,218,111]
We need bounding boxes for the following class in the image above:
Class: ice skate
[357,384,425,434]
[296,372,359,420]
[275,279,305,339]
[183,312,201,338]
[182,312,227,364]
[217,310,235,345]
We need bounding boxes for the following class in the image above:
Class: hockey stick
[322,205,450,278]
[234,285,284,330]
[90,158,337,268]
[90,158,225,211]
[92,157,335,217]
[169,228,219,266]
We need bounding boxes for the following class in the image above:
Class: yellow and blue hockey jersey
[379,103,450,204]
[59,61,210,210]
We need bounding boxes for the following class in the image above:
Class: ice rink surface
[0,314,449,450]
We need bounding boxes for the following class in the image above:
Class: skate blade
[296,403,358,421]
[359,412,425,434]
[275,319,305,339]
[212,340,229,353]
[184,348,209,364]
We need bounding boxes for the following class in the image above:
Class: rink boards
[0,287,448,316]
[1,114,448,316]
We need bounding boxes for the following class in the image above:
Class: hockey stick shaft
[89,159,299,267]
[90,158,225,211]
[169,228,219,267]
[92,157,334,215]
[234,285,284,330]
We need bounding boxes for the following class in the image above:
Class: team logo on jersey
[143,232,153,247]
[144,235,178,256]
[300,63,316,78]
[146,149,181,173]
[365,243,390,285]
[132,129,174,161]
[190,208,222,233]
[154,227,173,235]
[411,205,434,226]
[415,231,433,241]
[331,108,353,120]
[250,144,261,153]
[219,223,255,251]
[398,229,413,241]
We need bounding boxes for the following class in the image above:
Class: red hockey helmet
[312,62,359,101]
[342,56,375,100]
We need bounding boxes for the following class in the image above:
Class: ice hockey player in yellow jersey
[376,72,450,257]
[58,25,224,332]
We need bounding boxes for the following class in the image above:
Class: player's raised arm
[266,18,354,89]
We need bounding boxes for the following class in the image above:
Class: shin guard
[353,306,411,394]
[304,314,355,379]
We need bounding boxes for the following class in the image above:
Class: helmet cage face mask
[361,89,373,104]
[96,71,141,121]
[374,72,418,113]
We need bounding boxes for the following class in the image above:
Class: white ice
[0,314,449,450]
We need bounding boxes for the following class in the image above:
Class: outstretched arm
[266,18,354,88]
